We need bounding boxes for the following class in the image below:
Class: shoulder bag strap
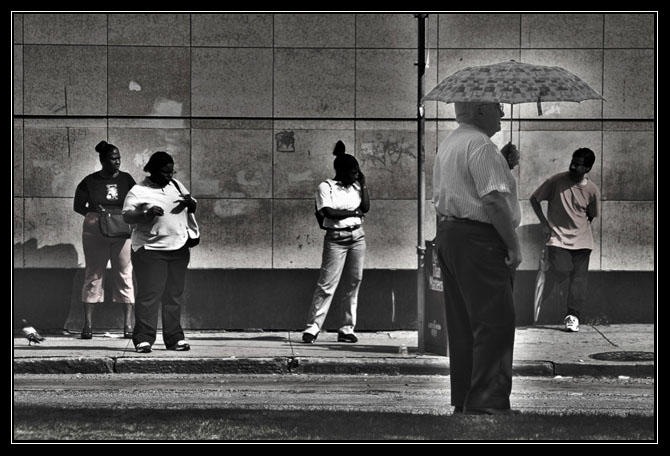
[171,179,184,196]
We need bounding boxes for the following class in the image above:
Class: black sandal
[81,327,93,340]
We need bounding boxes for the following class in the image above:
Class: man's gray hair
[454,102,478,123]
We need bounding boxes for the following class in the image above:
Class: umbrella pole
[415,13,428,354]
[510,103,514,145]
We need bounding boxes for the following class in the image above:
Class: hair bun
[333,140,346,157]
[95,141,108,153]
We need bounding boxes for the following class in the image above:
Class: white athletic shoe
[564,315,580,332]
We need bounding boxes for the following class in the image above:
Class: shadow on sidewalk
[188,335,289,342]
[315,344,413,355]
[14,345,130,353]
[526,325,568,332]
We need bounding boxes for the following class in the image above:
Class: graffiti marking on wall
[276,130,295,153]
[360,135,415,168]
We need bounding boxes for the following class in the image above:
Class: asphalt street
[14,373,655,417]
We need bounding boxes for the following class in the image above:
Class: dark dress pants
[131,245,189,347]
[436,220,516,410]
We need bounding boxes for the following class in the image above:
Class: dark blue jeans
[131,245,189,347]
[436,219,516,411]
[544,246,591,320]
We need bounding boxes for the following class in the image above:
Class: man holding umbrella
[433,101,521,415]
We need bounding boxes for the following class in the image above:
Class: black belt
[439,215,492,227]
[327,225,361,232]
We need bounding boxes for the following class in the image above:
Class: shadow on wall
[13,239,78,332]
[16,238,79,268]
[518,222,546,258]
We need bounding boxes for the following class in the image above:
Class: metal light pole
[414,13,428,353]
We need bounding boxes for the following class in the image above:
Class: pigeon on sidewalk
[21,319,45,345]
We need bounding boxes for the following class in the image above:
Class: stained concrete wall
[12,13,656,329]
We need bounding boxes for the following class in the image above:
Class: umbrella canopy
[423,60,604,115]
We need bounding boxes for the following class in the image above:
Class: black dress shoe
[302,332,318,344]
[81,327,93,340]
[453,406,464,414]
[464,407,520,416]
[123,326,133,339]
[337,331,358,343]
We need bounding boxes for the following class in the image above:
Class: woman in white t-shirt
[122,151,197,354]
[302,141,370,344]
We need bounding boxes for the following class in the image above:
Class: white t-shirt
[316,179,363,229]
[123,178,196,251]
[433,123,521,227]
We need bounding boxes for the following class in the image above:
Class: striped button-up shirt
[433,123,520,227]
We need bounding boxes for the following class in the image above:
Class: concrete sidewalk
[13,324,655,377]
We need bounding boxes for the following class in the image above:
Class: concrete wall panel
[14,121,23,197]
[601,201,655,271]
[272,199,324,269]
[603,49,655,119]
[274,49,355,118]
[274,13,355,48]
[356,49,438,119]
[13,13,22,44]
[23,121,107,197]
[439,13,520,49]
[24,13,107,45]
[23,45,107,116]
[191,127,273,198]
[521,14,603,48]
[14,45,22,116]
[357,13,438,49]
[602,130,655,201]
[605,14,655,48]
[108,46,190,117]
[108,13,189,46]
[364,200,417,269]
[190,199,273,269]
[192,48,273,118]
[192,13,273,47]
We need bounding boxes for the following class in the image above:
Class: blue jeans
[304,227,366,335]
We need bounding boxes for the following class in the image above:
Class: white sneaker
[564,315,580,332]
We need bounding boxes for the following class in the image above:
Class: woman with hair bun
[122,151,196,353]
[302,140,370,344]
[73,140,137,339]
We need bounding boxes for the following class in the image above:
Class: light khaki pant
[81,212,134,304]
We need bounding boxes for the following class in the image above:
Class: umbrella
[422,60,604,143]
[533,246,549,324]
